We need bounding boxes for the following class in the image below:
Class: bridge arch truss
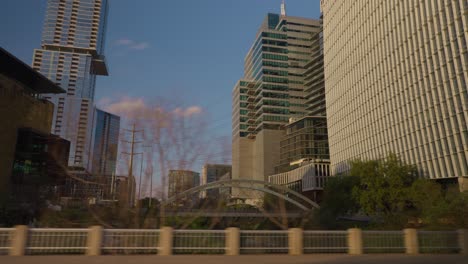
[163,179,320,212]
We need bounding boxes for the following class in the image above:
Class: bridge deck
[1,255,466,264]
[162,211,304,218]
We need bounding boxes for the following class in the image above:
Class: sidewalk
[1,255,467,264]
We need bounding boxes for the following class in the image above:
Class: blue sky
[0,0,321,138]
[1,1,321,186]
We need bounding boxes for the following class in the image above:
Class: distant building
[59,108,121,206]
[218,172,232,200]
[59,167,105,203]
[168,170,200,202]
[269,117,330,203]
[201,164,232,198]
[90,108,120,176]
[232,9,322,201]
[59,174,135,207]
[269,162,328,202]
[0,48,66,206]
[32,0,109,169]
[276,116,330,173]
[114,175,136,207]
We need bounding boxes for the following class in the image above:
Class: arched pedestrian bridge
[161,179,320,218]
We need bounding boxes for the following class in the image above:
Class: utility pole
[122,124,143,207]
[138,153,144,201]
[142,145,154,207]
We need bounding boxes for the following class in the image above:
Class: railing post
[458,229,468,255]
[9,225,28,256]
[347,228,362,255]
[288,228,303,255]
[158,226,173,256]
[225,227,240,255]
[404,228,419,254]
[86,226,103,256]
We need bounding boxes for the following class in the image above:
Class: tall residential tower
[32,0,109,168]
[321,0,468,188]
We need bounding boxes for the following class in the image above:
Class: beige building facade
[321,1,468,183]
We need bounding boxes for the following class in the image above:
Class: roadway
[1,255,467,264]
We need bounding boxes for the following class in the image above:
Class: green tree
[351,153,417,227]
[316,175,361,229]
[408,179,443,227]
[411,182,468,229]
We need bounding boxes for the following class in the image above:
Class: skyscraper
[231,7,321,198]
[32,0,109,168]
[273,14,329,174]
[321,0,468,188]
[90,108,120,176]
[304,28,325,117]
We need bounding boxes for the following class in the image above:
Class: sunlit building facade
[321,0,468,188]
[32,0,109,168]
[232,12,321,199]
[304,28,325,117]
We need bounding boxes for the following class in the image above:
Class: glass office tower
[90,108,120,176]
[232,12,321,201]
[32,0,109,168]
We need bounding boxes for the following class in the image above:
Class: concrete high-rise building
[90,108,120,176]
[321,0,468,188]
[232,9,321,199]
[201,164,232,198]
[32,0,109,168]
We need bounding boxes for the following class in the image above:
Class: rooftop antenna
[281,0,287,17]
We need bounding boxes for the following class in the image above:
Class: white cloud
[114,38,150,51]
[173,106,203,117]
[99,96,203,119]
[184,106,203,116]
[130,42,150,50]
[115,38,134,46]
[102,96,147,118]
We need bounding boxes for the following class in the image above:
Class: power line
[120,123,144,207]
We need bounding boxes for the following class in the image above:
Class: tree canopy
[317,153,468,229]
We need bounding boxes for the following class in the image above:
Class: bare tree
[111,98,230,228]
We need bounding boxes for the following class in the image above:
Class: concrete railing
[1,226,467,256]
